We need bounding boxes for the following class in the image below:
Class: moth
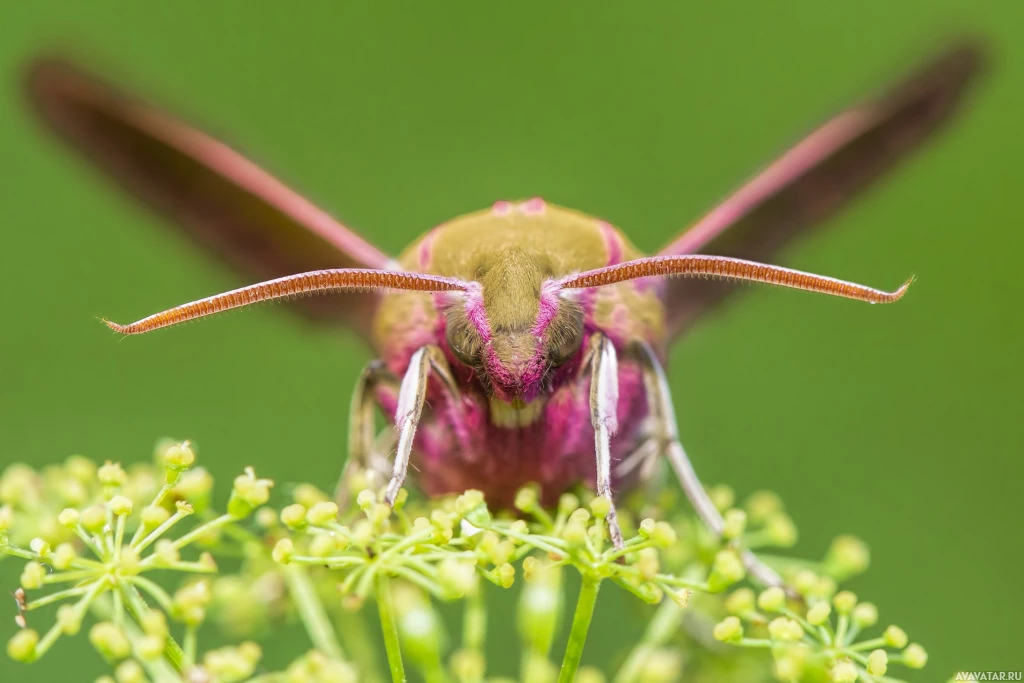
[25,42,982,587]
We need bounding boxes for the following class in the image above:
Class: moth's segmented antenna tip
[100,317,129,334]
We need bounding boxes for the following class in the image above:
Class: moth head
[444,281,585,403]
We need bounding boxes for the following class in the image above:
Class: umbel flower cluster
[1,441,931,682]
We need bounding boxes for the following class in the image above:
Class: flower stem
[557,575,601,683]
[376,575,407,683]
[613,598,686,683]
[283,564,346,662]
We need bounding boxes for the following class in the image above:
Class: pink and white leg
[632,341,786,589]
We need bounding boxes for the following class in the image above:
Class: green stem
[613,598,686,683]
[336,606,386,683]
[283,564,346,662]
[557,575,601,683]
[119,582,187,674]
[376,575,407,683]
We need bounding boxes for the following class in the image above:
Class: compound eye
[445,317,481,367]
[548,307,584,367]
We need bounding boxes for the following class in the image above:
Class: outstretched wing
[25,57,392,337]
[658,41,985,339]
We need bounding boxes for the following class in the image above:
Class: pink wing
[24,57,391,337]
[659,41,985,339]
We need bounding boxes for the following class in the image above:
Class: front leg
[631,341,787,591]
[384,344,461,505]
[587,333,625,550]
[335,360,399,507]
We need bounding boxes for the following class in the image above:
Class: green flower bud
[708,484,735,512]
[832,590,857,614]
[65,455,97,482]
[725,588,756,615]
[562,520,588,547]
[203,645,258,682]
[765,513,798,547]
[0,504,13,532]
[589,495,611,519]
[29,538,51,557]
[450,649,485,682]
[57,508,80,528]
[768,617,804,642]
[272,538,295,564]
[722,509,747,540]
[793,569,818,596]
[290,483,326,508]
[142,610,168,638]
[508,519,528,536]
[154,539,180,566]
[163,441,196,470]
[773,646,807,679]
[558,492,579,516]
[308,533,339,558]
[807,602,831,626]
[830,660,858,683]
[175,468,213,505]
[438,559,478,597]
[255,507,278,529]
[638,518,656,538]
[884,625,908,649]
[650,522,677,548]
[20,561,46,590]
[140,505,170,530]
[824,535,870,580]
[355,489,376,511]
[867,649,888,676]
[637,547,660,580]
[280,504,307,529]
[708,550,745,592]
[669,588,691,608]
[852,601,878,628]
[903,643,928,669]
[744,490,782,523]
[306,501,339,526]
[497,562,515,588]
[757,586,786,612]
[228,468,273,518]
[90,622,131,660]
[712,615,743,643]
[636,649,681,683]
[56,604,82,635]
[370,502,392,526]
[173,581,211,626]
[108,495,133,517]
[351,519,377,546]
[52,543,78,570]
[455,489,485,516]
[97,461,127,488]
[577,667,606,683]
[7,628,39,662]
[80,505,107,534]
[114,659,146,683]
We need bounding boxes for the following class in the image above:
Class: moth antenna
[104,269,470,335]
[557,255,912,304]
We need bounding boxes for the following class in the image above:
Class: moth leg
[632,341,787,590]
[587,333,625,550]
[335,360,399,507]
[383,344,461,506]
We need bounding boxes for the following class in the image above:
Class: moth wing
[25,57,392,336]
[657,41,985,339]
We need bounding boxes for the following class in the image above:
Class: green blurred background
[1,1,1021,680]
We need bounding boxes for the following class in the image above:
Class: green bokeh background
[2,2,1021,680]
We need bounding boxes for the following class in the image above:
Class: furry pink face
[444,281,584,404]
